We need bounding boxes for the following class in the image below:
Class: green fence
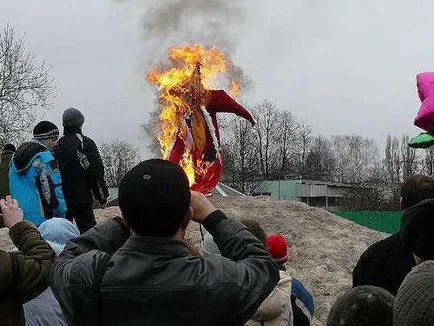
[335,211,402,234]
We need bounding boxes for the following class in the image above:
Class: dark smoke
[143,0,245,52]
[124,0,252,92]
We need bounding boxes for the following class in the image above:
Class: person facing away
[202,221,294,326]
[50,159,279,326]
[23,217,79,326]
[393,260,434,326]
[400,198,434,265]
[0,143,16,199]
[0,196,56,326]
[9,121,67,226]
[53,107,108,233]
[352,174,434,295]
[327,285,394,326]
[266,234,315,326]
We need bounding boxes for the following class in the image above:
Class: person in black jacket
[352,174,434,295]
[50,159,279,326]
[53,108,108,233]
[400,198,434,265]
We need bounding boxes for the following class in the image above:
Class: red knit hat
[267,234,288,264]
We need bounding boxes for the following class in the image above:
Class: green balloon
[408,132,434,148]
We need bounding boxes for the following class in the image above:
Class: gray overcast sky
[1,0,433,155]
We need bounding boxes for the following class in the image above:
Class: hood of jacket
[250,270,292,322]
[64,125,82,135]
[13,141,48,172]
[1,150,13,164]
[1,149,15,157]
[38,218,80,256]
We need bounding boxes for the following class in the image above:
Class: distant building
[105,183,244,202]
[257,179,369,211]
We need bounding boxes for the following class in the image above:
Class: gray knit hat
[62,107,85,128]
[394,260,434,326]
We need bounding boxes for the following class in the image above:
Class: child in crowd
[203,224,314,325]
[267,233,315,326]
[24,218,79,326]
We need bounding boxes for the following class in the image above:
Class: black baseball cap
[118,159,191,237]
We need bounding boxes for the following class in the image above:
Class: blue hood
[38,218,80,255]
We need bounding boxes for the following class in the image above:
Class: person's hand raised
[0,196,24,229]
[190,191,216,223]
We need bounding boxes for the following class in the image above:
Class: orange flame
[229,81,240,98]
[147,44,240,185]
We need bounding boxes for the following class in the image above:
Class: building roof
[295,179,371,189]
[108,183,244,200]
[211,183,245,197]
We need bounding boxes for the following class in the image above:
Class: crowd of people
[0,111,433,325]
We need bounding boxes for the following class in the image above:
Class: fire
[181,151,195,186]
[147,44,240,185]
[229,81,240,98]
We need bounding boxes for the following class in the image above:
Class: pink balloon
[415,96,434,132]
[417,72,434,102]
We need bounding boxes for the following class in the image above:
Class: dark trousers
[66,203,96,234]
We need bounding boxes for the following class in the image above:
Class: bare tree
[221,115,260,194]
[400,134,418,180]
[381,134,421,205]
[383,134,419,183]
[276,111,299,178]
[304,136,335,181]
[297,123,312,179]
[100,139,139,187]
[0,24,54,145]
[424,148,434,175]
[252,100,280,179]
[383,135,401,185]
[331,135,379,184]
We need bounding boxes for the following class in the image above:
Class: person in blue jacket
[9,121,66,226]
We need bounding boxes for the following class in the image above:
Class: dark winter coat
[0,150,14,198]
[54,129,108,205]
[352,232,415,295]
[0,221,56,326]
[50,211,280,326]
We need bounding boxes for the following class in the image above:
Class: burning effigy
[147,44,255,193]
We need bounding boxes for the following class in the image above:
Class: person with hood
[54,108,108,233]
[202,221,294,326]
[9,121,66,226]
[24,217,79,326]
[353,174,434,295]
[392,200,434,325]
[0,195,56,326]
[0,144,16,199]
[400,198,434,265]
